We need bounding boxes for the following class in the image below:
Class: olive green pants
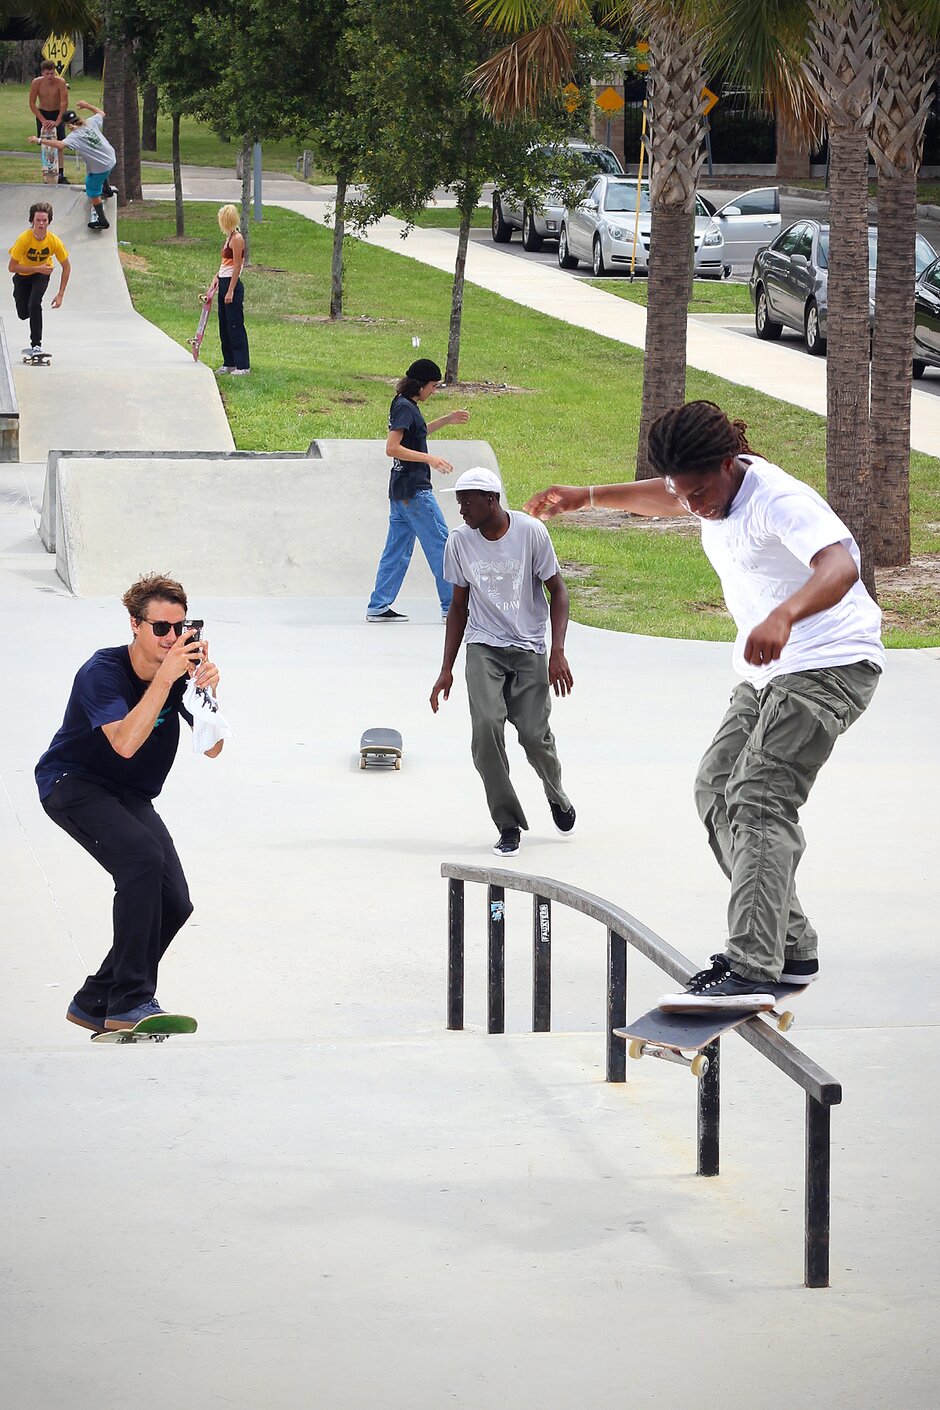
[694,662,880,982]
[465,643,570,831]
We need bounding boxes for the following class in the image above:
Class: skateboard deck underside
[41,126,58,183]
[190,296,213,361]
[617,982,807,1052]
[359,729,402,767]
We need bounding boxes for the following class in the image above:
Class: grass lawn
[0,77,316,177]
[786,177,940,205]
[117,199,940,647]
[586,277,753,315]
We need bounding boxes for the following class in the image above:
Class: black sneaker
[549,799,576,836]
[102,183,116,199]
[658,953,775,1013]
[780,956,819,984]
[492,827,521,857]
[88,214,110,231]
[58,173,69,185]
[366,608,408,622]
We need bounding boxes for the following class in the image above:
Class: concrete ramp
[50,439,499,596]
[0,184,232,460]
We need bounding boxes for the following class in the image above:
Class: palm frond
[709,0,822,143]
[470,24,578,119]
[466,0,589,37]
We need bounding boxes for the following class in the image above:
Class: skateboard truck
[627,1040,710,1078]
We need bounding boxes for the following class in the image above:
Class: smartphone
[182,618,204,642]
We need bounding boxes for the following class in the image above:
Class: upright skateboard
[22,351,51,366]
[189,289,214,361]
[615,981,808,1078]
[40,123,59,185]
[91,1014,198,1045]
[359,727,403,770]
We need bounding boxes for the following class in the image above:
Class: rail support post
[532,894,551,1032]
[805,1094,831,1287]
[696,1040,720,1176]
[447,878,465,1031]
[487,884,505,1034]
[607,928,627,1082]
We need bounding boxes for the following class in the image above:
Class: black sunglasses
[142,619,186,638]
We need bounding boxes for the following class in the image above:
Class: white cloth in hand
[183,677,233,753]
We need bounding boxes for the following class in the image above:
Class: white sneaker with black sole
[658,953,775,1013]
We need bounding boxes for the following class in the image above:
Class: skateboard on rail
[189,288,214,361]
[22,351,51,366]
[359,727,403,770]
[40,123,59,185]
[614,981,808,1079]
[91,1014,198,1044]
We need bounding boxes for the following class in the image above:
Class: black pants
[217,275,249,369]
[13,272,49,347]
[42,775,193,1017]
[36,107,65,140]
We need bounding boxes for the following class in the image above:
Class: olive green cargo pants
[694,662,880,982]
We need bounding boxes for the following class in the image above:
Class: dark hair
[395,375,425,400]
[40,59,56,72]
[123,573,187,621]
[647,400,754,479]
[29,202,53,223]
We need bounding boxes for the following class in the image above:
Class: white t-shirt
[699,457,885,687]
[444,511,560,653]
[63,113,115,174]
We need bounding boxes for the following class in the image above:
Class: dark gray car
[749,220,937,355]
[913,256,940,378]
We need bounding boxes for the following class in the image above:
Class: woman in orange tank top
[205,204,249,375]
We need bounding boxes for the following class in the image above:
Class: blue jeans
[367,490,452,614]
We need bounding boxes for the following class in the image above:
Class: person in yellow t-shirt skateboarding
[8,202,70,361]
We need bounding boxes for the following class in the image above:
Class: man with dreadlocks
[524,399,884,1012]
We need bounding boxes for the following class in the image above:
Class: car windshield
[603,183,651,213]
[541,146,622,179]
[818,229,936,275]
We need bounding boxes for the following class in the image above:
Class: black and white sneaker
[658,953,775,1013]
[366,608,408,622]
[549,799,576,836]
[492,827,521,857]
[780,956,819,984]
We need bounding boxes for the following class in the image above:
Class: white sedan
[558,177,781,279]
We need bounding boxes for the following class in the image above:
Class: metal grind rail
[442,863,841,1289]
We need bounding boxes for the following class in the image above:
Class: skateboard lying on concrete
[22,351,51,366]
[91,1014,198,1045]
[614,981,808,1079]
[359,727,402,770]
[189,289,214,362]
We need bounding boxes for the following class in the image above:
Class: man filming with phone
[36,574,223,1034]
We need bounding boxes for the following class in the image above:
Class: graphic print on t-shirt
[469,556,524,614]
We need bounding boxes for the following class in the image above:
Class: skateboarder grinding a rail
[8,202,70,360]
[28,59,69,185]
[524,400,884,1006]
[35,574,223,1034]
[366,356,469,623]
[31,101,116,230]
[431,468,576,857]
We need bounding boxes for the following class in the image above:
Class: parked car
[750,220,938,354]
[913,256,940,378]
[557,177,781,279]
[491,140,624,251]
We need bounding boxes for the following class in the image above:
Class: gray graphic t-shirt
[443,511,560,653]
[63,113,116,173]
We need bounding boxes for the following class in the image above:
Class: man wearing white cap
[430,468,576,856]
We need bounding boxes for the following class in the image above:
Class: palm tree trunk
[637,207,693,478]
[329,164,349,320]
[102,42,126,204]
[171,111,184,238]
[445,198,475,384]
[142,83,158,151]
[122,67,143,204]
[870,168,916,566]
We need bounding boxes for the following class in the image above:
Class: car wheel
[804,300,827,356]
[754,284,783,341]
[592,238,607,277]
[558,226,578,269]
[913,359,927,380]
[492,196,512,244]
[521,207,543,252]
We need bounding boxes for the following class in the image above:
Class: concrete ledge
[0,318,20,463]
[50,439,499,596]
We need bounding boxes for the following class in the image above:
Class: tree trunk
[171,111,184,238]
[102,42,126,203]
[776,116,811,179]
[240,135,252,265]
[122,67,143,204]
[329,164,349,320]
[636,207,693,478]
[142,83,158,151]
[445,202,474,384]
[870,169,916,566]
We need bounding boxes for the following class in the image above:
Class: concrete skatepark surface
[1,170,938,1408]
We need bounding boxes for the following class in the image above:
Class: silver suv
[491,140,625,251]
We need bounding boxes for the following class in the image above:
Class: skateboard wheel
[690,1053,709,1079]
[627,1039,645,1061]
[394,758,401,770]
[776,1010,795,1032]
[359,756,366,769]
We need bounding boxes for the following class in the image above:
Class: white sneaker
[232,368,250,376]
[215,365,234,374]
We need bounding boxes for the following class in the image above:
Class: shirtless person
[28,59,69,185]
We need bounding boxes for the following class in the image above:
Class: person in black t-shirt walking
[36,574,223,1035]
[366,357,470,623]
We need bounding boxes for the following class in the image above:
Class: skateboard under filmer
[22,351,51,366]
[614,981,808,1078]
[359,727,403,770]
[189,289,214,361]
[91,1014,198,1044]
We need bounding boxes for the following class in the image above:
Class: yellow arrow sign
[636,41,649,73]
[42,33,75,75]
[701,86,719,117]
[596,86,625,115]
[562,82,580,113]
